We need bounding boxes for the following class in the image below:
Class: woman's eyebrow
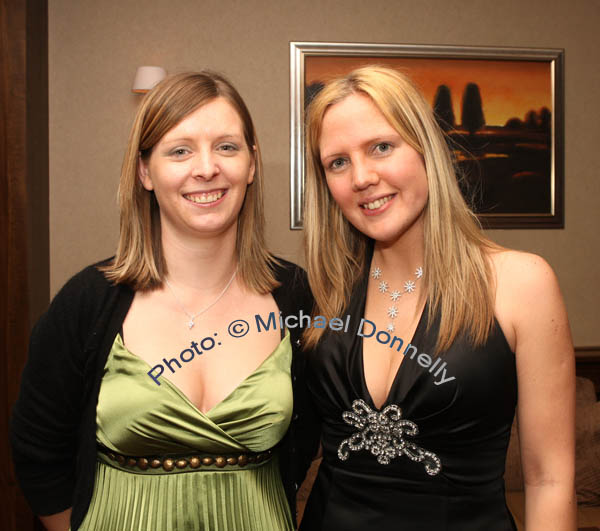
[161,136,195,146]
[162,133,244,145]
[321,134,399,160]
[321,150,345,162]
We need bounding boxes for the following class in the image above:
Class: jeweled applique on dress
[337,399,442,476]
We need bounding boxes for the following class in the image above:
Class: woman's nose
[191,150,220,180]
[351,159,379,191]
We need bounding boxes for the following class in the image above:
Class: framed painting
[290,42,564,229]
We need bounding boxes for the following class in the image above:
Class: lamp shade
[132,66,167,93]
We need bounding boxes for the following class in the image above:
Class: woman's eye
[374,142,392,154]
[218,143,239,153]
[171,148,190,157]
[329,158,347,171]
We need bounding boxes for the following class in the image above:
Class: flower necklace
[371,266,423,333]
[164,267,238,329]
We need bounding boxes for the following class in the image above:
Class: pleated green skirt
[76,452,293,531]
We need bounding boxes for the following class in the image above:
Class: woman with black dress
[300,65,575,530]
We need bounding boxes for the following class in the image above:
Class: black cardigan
[10,257,320,530]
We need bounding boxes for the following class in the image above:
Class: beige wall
[49,0,600,345]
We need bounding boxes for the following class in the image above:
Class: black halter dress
[300,255,518,531]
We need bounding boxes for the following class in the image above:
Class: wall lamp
[132,66,167,94]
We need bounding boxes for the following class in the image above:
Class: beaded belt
[97,444,274,474]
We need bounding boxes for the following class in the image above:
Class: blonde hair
[303,65,500,351]
[101,71,279,293]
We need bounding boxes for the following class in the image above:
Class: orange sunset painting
[305,56,556,219]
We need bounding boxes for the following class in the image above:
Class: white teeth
[185,191,224,204]
[361,194,393,210]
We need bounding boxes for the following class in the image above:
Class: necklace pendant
[165,267,238,333]
[373,265,423,338]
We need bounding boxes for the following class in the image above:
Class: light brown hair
[101,71,278,292]
[303,65,500,351]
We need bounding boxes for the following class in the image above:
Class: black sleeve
[272,259,322,486]
[292,349,322,487]
[9,267,98,515]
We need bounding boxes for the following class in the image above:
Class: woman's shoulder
[44,256,128,325]
[486,247,564,338]
[483,247,564,354]
[486,247,558,293]
[29,257,128,369]
[53,256,118,299]
[269,255,313,310]
[270,255,309,286]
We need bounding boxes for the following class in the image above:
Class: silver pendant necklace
[164,266,238,329]
[371,265,423,333]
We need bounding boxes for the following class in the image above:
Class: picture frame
[289,42,564,229]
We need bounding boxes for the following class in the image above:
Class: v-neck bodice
[76,332,295,531]
[301,248,518,530]
[358,265,429,410]
[96,332,293,456]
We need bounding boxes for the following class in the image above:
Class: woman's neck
[160,226,239,294]
[373,219,425,280]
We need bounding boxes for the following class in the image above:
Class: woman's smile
[183,189,228,206]
[358,193,396,214]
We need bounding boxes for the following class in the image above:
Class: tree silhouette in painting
[461,83,485,135]
[505,117,524,129]
[433,85,455,131]
[525,110,539,129]
[539,107,551,132]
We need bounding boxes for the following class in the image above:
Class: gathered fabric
[76,332,294,531]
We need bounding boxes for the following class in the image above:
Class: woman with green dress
[11,71,317,531]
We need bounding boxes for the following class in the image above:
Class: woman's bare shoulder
[485,247,564,352]
[486,246,558,293]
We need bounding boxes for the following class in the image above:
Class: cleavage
[361,295,425,410]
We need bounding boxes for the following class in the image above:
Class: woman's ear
[138,153,153,191]
[247,145,257,185]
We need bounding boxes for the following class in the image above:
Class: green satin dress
[76,331,294,531]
